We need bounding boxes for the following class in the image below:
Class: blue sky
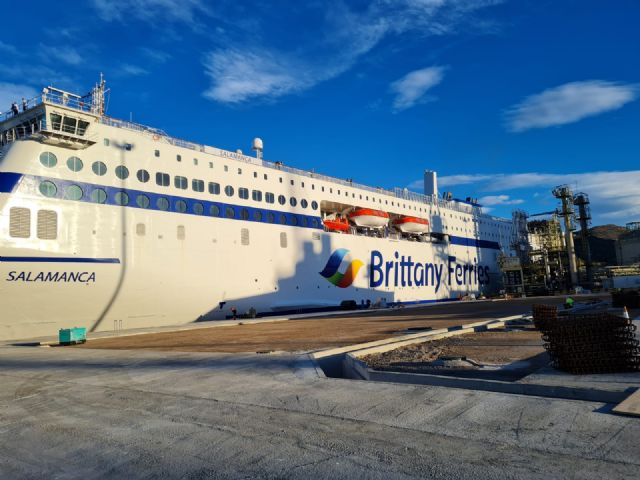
[1,0,639,225]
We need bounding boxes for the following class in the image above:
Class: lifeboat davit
[393,216,429,234]
[323,217,350,232]
[348,208,389,228]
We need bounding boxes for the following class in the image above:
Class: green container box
[59,327,87,345]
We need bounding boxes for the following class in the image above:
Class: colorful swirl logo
[319,249,364,288]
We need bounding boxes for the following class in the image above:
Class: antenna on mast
[91,73,108,116]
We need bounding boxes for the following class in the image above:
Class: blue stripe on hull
[0,256,121,264]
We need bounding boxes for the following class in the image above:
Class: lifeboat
[393,216,429,234]
[348,208,389,228]
[323,216,350,232]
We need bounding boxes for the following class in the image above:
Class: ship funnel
[424,170,438,197]
[252,137,264,159]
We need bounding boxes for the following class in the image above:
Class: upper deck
[1,82,508,222]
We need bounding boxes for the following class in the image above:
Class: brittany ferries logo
[319,249,364,288]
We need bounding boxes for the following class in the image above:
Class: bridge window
[252,190,262,202]
[174,176,187,189]
[9,207,30,238]
[91,189,107,204]
[192,179,204,192]
[77,120,89,136]
[156,197,169,210]
[156,173,170,186]
[137,169,150,183]
[115,165,129,180]
[50,113,62,131]
[39,152,57,168]
[265,192,274,204]
[62,116,77,134]
[239,188,249,199]
[93,161,107,176]
[39,180,57,197]
[208,182,220,195]
[225,185,234,197]
[65,184,83,201]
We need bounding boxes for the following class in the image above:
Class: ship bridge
[0,80,106,150]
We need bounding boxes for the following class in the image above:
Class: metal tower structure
[573,192,592,287]
[552,185,578,288]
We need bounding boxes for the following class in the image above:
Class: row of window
[37,180,321,227]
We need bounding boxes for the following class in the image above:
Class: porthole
[225,185,234,197]
[311,201,318,210]
[175,200,187,213]
[289,197,297,207]
[39,152,57,168]
[115,165,129,180]
[290,215,298,226]
[225,206,235,218]
[157,197,169,211]
[240,208,249,220]
[92,161,107,176]
[136,195,150,208]
[193,202,204,215]
[65,184,83,200]
[39,180,57,197]
[311,218,319,228]
[91,189,107,204]
[278,195,286,205]
[67,156,83,172]
[279,214,286,224]
[115,191,129,206]
[300,199,308,209]
[137,169,150,183]
[301,217,308,227]
[210,204,220,216]
[267,212,275,223]
[253,210,263,221]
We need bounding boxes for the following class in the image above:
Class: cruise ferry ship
[0,79,516,340]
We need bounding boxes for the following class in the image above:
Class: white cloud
[435,170,640,224]
[0,41,17,55]
[390,66,446,111]
[203,0,503,104]
[0,83,38,113]
[45,46,83,66]
[505,80,639,132]
[91,0,210,23]
[119,64,149,77]
[478,195,524,206]
[139,47,171,63]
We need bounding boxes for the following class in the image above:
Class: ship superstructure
[0,80,515,340]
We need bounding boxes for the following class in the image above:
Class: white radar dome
[252,137,263,151]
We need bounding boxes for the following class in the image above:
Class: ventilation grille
[280,232,287,248]
[136,223,146,236]
[312,232,321,241]
[37,210,57,239]
[177,225,185,240]
[241,228,250,246]
[9,207,30,238]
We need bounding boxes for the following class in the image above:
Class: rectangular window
[264,174,268,180]
[224,165,229,172]
[174,176,188,189]
[194,158,198,165]
[177,154,182,162]
[156,172,170,186]
[192,179,204,192]
[241,228,250,246]
[253,172,257,178]
[209,162,213,168]
[50,113,62,131]
[290,180,294,186]
[208,182,220,195]
[239,188,249,199]
[62,116,77,134]
[265,192,275,204]
[77,120,90,136]
[252,190,262,202]
[9,207,30,238]
[103,138,110,146]
[154,150,160,157]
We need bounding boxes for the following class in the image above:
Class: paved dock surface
[1,345,639,479]
[77,296,594,353]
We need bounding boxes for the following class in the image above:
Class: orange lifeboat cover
[323,217,350,232]
[393,216,429,225]
[349,208,390,219]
